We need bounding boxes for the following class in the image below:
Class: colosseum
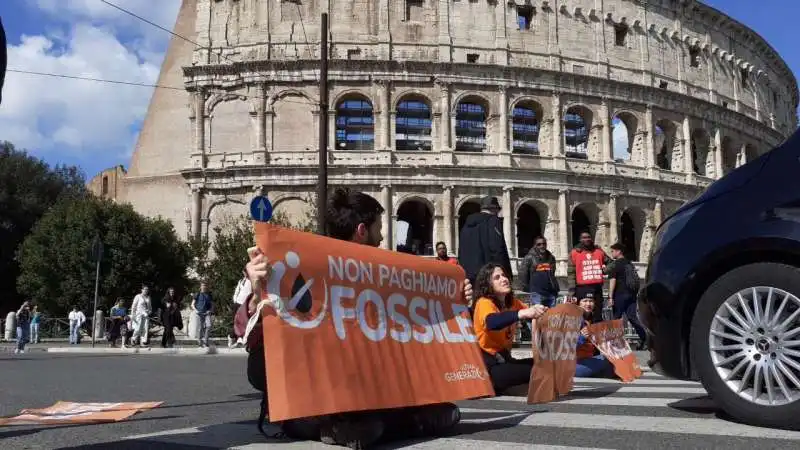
[122,0,797,276]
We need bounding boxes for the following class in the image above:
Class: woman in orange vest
[575,294,614,378]
[472,263,548,394]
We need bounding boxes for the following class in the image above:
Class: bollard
[4,311,16,341]
[94,310,105,340]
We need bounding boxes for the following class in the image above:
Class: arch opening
[516,203,543,257]
[619,209,644,262]
[396,96,432,151]
[457,201,481,235]
[654,120,676,171]
[571,207,592,248]
[455,98,488,152]
[396,200,433,256]
[564,106,592,159]
[512,101,541,154]
[690,128,711,176]
[335,95,374,150]
[612,112,638,163]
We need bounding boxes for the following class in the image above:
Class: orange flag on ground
[587,319,643,382]
[0,401,163,426]
[527,303,583,404]
[255,223,495,422]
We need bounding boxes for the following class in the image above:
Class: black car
[640,130,800,429]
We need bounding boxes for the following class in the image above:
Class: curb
[1,346,247,355]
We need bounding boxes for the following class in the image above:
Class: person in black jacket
[458,196,513,292]
[515,236,560,307]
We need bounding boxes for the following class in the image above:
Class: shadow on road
[0,415,183,441]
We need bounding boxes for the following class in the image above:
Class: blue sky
[0,1,796,178]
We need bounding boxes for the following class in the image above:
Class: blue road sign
[249,195,273,222]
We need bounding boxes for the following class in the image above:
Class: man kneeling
[242,187,474,448]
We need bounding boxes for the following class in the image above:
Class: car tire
[690,262,800,430]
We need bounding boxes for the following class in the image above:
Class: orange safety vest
[570,248,606,286]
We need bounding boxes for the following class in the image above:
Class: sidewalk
[0,340,247,355]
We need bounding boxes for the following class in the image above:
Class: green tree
[0,141,85,313]
[16,194,191,315]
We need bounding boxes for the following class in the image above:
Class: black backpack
[622,260,641,294]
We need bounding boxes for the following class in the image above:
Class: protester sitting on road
[575,295,615,378]
[239,187,476,449]
[472,263,548,394]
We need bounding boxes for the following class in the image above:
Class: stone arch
[743,143,758,164]
[619,207,646,262]
[272,92,315,151]
[515,199,548,257]
[454,94,490,152]
[268,89,317,109]
[396,197,434,255]
[720,135,738,176]
[611,110,640,164]
[451,92,493,115]
[273,197,312,226]
[205,198,247,254]
[564,104,593,159]
[334,93,374,150]
[690,128,711,176]
[205,96,253,153]
[511,98,544,154]
[457,198,482,234]
[206,92,247,114]
[654,118,681,171]
[392,89,434,111]
[395,93,433,151]
[570,202,600,247]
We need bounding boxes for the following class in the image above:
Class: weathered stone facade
[87,165,127,202]
[122,0,798,273]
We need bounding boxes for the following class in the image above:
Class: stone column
[265,110,275,153]
[645,104,657,177]
[497,87,508,153]
[442,185,454,251]
[191,188,202,239]
[194,91,206,165]
[502,186,514,257]
[683,116,694,181]
[557,189,569,260]
[255,85,266,152]
[713,128,723,179]
[654,196,664,227]
[437,0,452,62]
[551,93,562,158]
[328,109,337,151]
[608,193,619,245]
[381,184,392,250]
[376,80,391,150]
[438,82,451,150]
[737,143,747,167]
[600,98,613,164]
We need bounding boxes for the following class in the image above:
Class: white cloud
[0,0,181,170]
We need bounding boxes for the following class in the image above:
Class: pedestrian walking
[160,298,183,348]
[191,282,214,347]
[15,301,32,354]
[516,236,560,307]
[131,285,152,346]
[68,306,86,345]
[458,196,513,295]
[29,305,41,344]
[607,242,647,349]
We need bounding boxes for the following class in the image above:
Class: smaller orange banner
[0,401,163,426]
[587,319,643,382]
[527,303,584,404]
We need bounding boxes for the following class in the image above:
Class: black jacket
[516,249,559,295]
[457,212,512,283]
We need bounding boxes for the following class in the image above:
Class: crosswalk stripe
[574,377,700,386]
[489,395,715,408]
[570,385,708,394]
[458,410,800,439]
[229,441,612,450]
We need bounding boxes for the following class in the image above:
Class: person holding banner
[575,296,614,378]
[473,263,548,394]
[241,187,474,449]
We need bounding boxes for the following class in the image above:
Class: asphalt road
[2,352,800,449]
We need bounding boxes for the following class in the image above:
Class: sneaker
[228,336,234,348]
[13,349,19,354]
[409,403,460,436]
[318,414,384,449]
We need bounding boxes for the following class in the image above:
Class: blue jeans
[575,355,614,378]
[69,320,81,344]
[30,322,39,343]
[531,292,557,307]
[16,325,30,351]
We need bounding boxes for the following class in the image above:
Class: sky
[0,1,796,177]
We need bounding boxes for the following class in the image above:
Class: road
[2,351,800,449]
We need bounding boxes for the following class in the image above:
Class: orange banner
[0,401,163,426]
[528,303,583,404]
[255,223,495,421]
[587,319,643,382]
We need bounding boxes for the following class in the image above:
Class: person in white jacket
[68,306,86,345]
[130,285,152,346]
[228,271,251,348]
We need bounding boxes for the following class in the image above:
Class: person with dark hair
[240,187,474,449]
[567,231,611,322]
[472,263,547,394]
[435,241,458,265]
[458,196,512,289]
[516,236,559,307]
[607,242,647,349]
[574,295,615,378]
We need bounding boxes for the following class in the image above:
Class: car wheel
[690,262,800,429]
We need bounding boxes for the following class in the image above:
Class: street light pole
[316,12,329,236]
[91,236,103,348]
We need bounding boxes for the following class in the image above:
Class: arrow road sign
[250,195,273,222]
